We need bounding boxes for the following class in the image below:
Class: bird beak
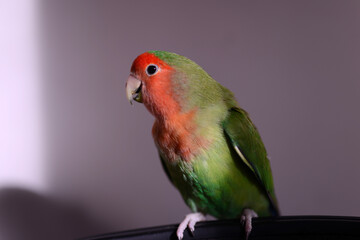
[126,75,143,105]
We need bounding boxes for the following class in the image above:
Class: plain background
[1,1,360,239]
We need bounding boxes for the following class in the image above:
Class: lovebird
[126,51,279,239]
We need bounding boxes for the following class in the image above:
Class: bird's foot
[176,212,206,240]
[240,208,258,240]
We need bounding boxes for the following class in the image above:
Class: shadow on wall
[0,188,108,240]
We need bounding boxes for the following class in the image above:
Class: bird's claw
[240,209,258,240]
[176,212,206,240]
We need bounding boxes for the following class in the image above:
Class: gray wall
[17,0,359,239]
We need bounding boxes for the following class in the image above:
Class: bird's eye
[146,64,159,76]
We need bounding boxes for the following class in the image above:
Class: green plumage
[149,51,279,218]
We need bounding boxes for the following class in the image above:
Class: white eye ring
[146,64,159,76]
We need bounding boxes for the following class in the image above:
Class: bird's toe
[176,212,206,239]
[240,208,258,240]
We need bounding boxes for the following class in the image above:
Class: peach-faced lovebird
[126,51,279,239]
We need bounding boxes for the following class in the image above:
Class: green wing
[223,107,279,216]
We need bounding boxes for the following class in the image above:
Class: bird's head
[126,51,172,105]
[126,51,224,119]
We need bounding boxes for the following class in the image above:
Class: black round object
[80,216,360,240]
[146,64,158,76]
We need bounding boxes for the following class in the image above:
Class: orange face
[126,52,179,118]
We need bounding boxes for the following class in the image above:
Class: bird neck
[152,109,207,163]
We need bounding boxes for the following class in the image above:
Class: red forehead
[131,52,171,74]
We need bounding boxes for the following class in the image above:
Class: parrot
[126,51,279,240]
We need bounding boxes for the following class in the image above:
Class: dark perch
[81,216,360,240]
